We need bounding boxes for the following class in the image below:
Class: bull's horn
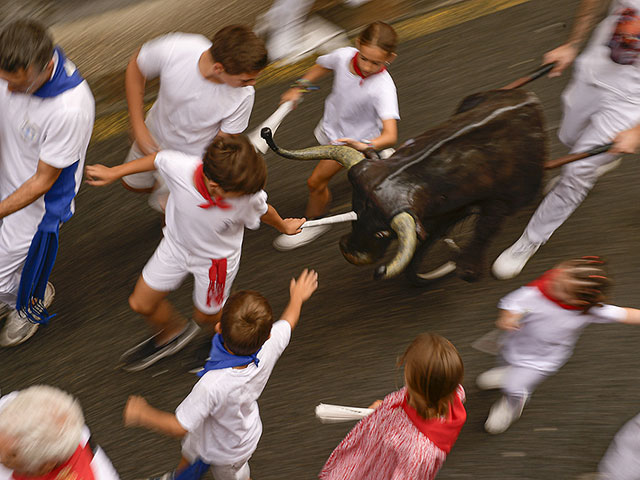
[260,127,365,169]
[374,212,418,280]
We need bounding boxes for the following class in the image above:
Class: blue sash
[174,460,210,480]
[197,334,261,377]
[15,47,84,324]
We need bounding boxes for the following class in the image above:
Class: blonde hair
[0,386,84,475]
[399,333,464,419]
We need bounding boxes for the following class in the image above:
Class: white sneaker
[492,233,540,280]
[476,366,510,390]
[0,282,55,347]
[273,225,331,251]
[485,395,526,434]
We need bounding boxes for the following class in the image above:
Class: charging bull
[262,89,547,281]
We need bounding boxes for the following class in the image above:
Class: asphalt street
[2,0,640,479]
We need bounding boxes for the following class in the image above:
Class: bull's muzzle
[374,212,418,280]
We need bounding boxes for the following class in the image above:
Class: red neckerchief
[13,444,95,480]
[401,391,466,453]
[193,164,231,210]
[351,52,386,86]
[206,258,227,307]
[528,269,581,310]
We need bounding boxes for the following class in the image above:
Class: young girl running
[320,333,466,480]
[478,256,640,434]
[274,21,400,251]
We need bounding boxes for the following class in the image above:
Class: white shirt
[578,0,640,103]
[499,286,626,372]
[0,52,95,213]
[137,33,255,156]
[155,151,268,270]
[0,393,120,480]
[316,46,399,143]
[176,320,292,465]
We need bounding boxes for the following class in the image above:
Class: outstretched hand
[290,269,319,304]
[542,43,578,78]
[123,395,149,427]
[85,164,118,186]
[336,138,369,151]
[280,217,306,235]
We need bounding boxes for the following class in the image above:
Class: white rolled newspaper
[247,101,295,154]
[315,403,374,424]
[302,211,357,229]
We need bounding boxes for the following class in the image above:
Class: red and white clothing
[314,46,399,145]
[320,386,466,480]
[0,393,119,480]
[123,33,255,190]
[523,0,640,246]
[142,151,267,313]
[176,320,292,468]
[0,52,94,305]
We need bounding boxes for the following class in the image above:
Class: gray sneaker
[121,321,201,372]
[0,282,55,347]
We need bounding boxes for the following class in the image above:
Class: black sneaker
[181,334,214,374]
[121,321,201,372]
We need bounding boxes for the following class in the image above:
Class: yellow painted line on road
[92,0,531,144]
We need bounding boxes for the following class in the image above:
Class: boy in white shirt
[274,21,400,250]
[86,135,304,371]
[477,256,640,434]
[122,269,319,480]
[122,25,267,211]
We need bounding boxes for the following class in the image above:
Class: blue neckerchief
[33,47,83,98]
[197,334,261,376]
[174,460,210,480]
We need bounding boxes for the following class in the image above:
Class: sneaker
[273,224,331,251]
[484,395,527,434]
[121,321,201,372]
[0,282,55,347]
[476,366,510,390]
[491,233,540,280]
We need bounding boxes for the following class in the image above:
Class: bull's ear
[415,218,427,242]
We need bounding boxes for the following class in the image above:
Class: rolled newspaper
[302,211,357,229]
[315,403,374,424]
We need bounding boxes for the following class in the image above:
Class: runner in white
[493,0,640,279]
[122,25,267,211]
[0,386,119,480]
[0,20,95,346]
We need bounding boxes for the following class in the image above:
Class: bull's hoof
[373,265,387,280]
[455,259,482,282]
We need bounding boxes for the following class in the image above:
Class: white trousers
[502,364,550,400]
[599,412,640,480]
[524,72,640,244]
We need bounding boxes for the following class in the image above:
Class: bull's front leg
[456,200,511,282]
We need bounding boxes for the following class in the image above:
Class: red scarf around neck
[12,444,95,480]
[194,164,231,210]
[351,52,386,86]
[528,269,581,310]
[401,391,466,454]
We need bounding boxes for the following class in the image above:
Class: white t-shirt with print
[0,51,94,212]
[176,320,292,465]
[0,393,120,480]
[315,46,399,143]
[577,0,640,103]
[498,286,627,373]
[154,151,268,270]
[137,33,255,156]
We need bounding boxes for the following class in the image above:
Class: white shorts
[141,237,238,315]
[121,141,159,190]
[314,121,331,146]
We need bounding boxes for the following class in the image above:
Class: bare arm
[281,64,332,105]
[495,309,524,331]
[336,118,398,151]
[619,307,640,325]
[280,269,318,330]
[260,204,305,234]
[125,49,159,155]
[85,154,157,186]
[123,396,188,438]
[0,161,61,220]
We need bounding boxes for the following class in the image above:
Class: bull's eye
[375,230,391,239]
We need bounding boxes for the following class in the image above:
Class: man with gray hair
[0,385,119,480]
[0,19,95,346]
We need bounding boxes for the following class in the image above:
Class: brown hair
[399,333,464,420]
[202,134,267,194]
[0,19,53,73]
[210,25,268,75]
[557,256,612,312]
[358,21,398,54]
[221,290,274,355]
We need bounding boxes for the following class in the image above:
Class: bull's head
[261,127,418,280]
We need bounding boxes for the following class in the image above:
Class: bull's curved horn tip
[373,265,387,280]
[260,127,273,140]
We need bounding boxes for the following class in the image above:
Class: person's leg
[306,159,344,219]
